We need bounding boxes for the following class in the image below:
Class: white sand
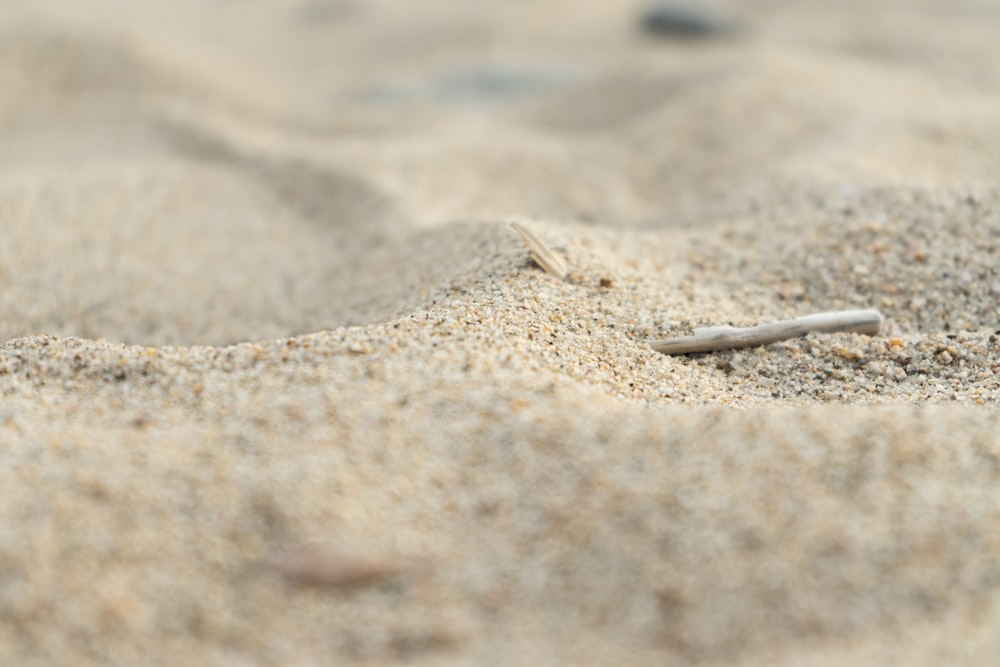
[2,1,1000,665]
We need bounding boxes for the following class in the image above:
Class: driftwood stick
[648,309,884,355]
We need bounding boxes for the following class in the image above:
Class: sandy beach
[3,1,1000,664]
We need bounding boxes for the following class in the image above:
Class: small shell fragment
[509,221,568,280]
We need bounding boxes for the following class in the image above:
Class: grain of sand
[2,1,1000,665]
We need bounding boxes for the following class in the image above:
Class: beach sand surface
[3,1,1000,664]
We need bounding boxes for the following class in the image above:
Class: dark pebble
[639,3,733,39]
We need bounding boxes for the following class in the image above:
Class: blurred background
[2,0,999,344]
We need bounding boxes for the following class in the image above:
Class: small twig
[508,221,568,280]
[648,309,884,355]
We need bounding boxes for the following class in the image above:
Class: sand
[2,1,1000,665]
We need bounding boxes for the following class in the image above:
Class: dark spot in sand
[639,3,735,40]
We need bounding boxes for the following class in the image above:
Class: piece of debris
[264,539,421,590]
[648,309,883,355]
[509,221,568,280]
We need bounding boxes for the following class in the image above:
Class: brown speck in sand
[265,540,421,590]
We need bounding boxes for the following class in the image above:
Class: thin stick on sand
[508,221,568,280]
[648,309,884,355]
